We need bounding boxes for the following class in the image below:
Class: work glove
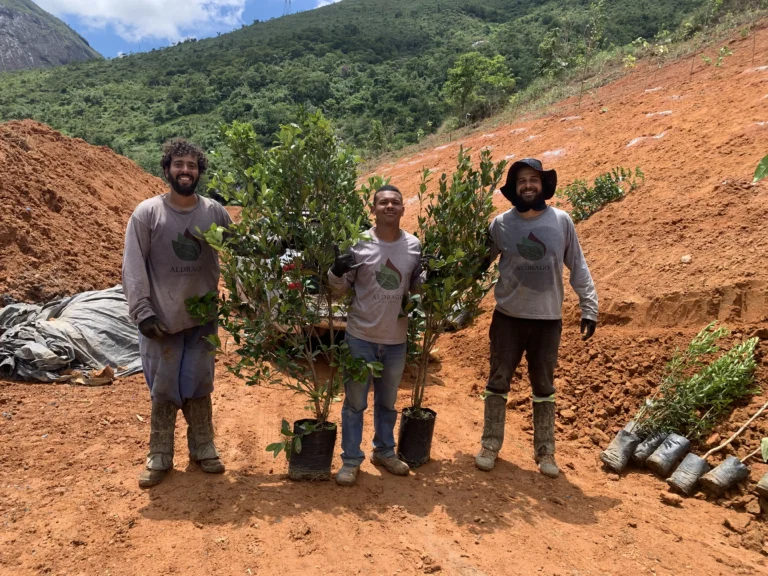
[420,254,437,281]
[330,244,362,277]
[139,316,169,340]
[580,318,597,341]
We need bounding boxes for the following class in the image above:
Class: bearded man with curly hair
[122,138,233,488]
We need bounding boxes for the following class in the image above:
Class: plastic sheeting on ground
[0,286,141,384]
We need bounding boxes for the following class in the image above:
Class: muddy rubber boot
[371,453,410,476]
[533,401,560,479]
[138,402,178,488]
[335,464,360,487]
[475,394,506,471]
[182,395,225,474]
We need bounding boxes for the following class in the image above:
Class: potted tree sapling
[200,111,383,480]
[397,147,506,467]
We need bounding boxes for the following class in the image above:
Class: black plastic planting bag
[646,433,691,478]
[667,453,710,495]
[757,472,768,499]
[600,430,641,473]
[397,407,437,468]
[632,432,668,467]
[288,419,337,481]
[699,456,750,496]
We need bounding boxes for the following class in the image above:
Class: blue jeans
[341,333,407,466]
[139,321,217,407]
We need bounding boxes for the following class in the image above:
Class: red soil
[0,120,166,302]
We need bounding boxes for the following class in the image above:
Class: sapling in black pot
[397,148,506,467]
[199,112,383,480]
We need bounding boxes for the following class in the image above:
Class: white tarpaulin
[0,286,141,384]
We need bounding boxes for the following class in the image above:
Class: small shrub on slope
[560,166,644,223]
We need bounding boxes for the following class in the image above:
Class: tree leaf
[294,435,302,455]
[761,437,768,463]
[754,154,768,183]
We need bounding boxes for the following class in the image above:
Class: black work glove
[330,244,361,277]
[138,316,168,340]
[580,318,597,341]
[420,254,437,281]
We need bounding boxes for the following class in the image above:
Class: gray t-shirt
[489,206,598,321]
[122,194,232,334]
[328,229,422,345]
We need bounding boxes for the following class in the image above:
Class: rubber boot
[138,402,178,488]
[182,395,225,474]
[475,394,506,471]
[533,401,559,478]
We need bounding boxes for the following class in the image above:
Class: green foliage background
[0,0,714,175]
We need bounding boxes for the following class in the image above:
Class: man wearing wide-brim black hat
[475,158,598,478]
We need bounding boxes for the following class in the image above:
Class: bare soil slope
[0,120,166,302]
[380,29,768,329]
[1,25,768,576]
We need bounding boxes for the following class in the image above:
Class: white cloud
[34,0,246,42]
[315,0,342,7]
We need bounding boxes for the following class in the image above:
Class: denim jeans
[341,333,407,466]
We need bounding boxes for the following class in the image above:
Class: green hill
[0,0,707,174]
[0,0,101,71]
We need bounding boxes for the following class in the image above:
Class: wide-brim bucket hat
[499,158,558,203]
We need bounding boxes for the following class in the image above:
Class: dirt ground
[2,23,768,576]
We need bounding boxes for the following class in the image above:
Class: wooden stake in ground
[703,398,768,459]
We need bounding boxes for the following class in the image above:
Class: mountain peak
[0,0,101,72]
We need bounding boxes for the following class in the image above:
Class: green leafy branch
[198,110,382,438]
[559,166,644,223]
[634,322,760,441]
[408,147,506,411]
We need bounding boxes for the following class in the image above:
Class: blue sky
[32,0,343,58]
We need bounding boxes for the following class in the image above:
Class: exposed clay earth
[2,24,768,576]
[0,120,165,303]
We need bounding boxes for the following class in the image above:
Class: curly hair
[160,138,208,174]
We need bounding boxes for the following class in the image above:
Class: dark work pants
[485,310,562,401]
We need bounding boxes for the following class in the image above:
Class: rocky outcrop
[0,0,101,72]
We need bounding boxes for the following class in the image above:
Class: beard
[513,189,546,212]
[168,172,199,196]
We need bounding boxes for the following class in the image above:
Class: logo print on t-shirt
[375,259,403,290]
[517,232,547,261]
[172,229,202,261]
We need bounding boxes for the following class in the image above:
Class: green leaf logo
[172,229,202,261]
[517,232,546,261]
[375,258,402,290]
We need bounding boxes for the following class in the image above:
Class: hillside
[0,0,708,174]
[0,0,101,71]
[377,21,768,440]
[385,29,768,331]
